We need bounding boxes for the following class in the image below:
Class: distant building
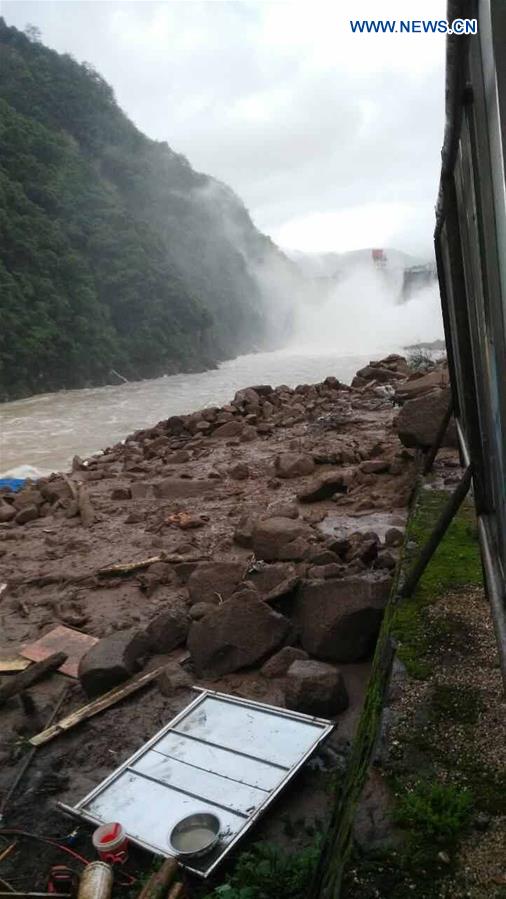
[402,262,437,298]
[372,248,387,267]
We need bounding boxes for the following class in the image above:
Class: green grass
[203,841,321,899]
[391,490,482,678]
[395,780,473,843]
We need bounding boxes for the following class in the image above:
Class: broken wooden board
[30,664,168,747]
[21,625,98,679]
[0,657,31,674]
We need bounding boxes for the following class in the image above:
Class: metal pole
[400,465,473,598]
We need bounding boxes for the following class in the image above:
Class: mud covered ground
[0,355,452,893]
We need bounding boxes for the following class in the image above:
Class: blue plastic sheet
[0,478,26,493]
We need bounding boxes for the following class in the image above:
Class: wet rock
[233,513,258,548]
[285,660,349,716]
[395,368,449,403]
[250,384,273,396]
[375,550,397,570]
[274,453,315,479]
[0,500,15,523]
[187,561,246,605]
[346,532,380,565]
[213,421,244,438]
[111,486,132,500]
[233,387,260,406]
[228,462,250,480]
[171,450,191,463]
[385,527,404,547]
[396,388,457,448]
[13,488,44,509]
[138,562,174,596]
[216,411,234,424]
[15,504,39,525]
[157,663,192,696]
[297,470,351,503]
[241,425,258,442]
[245,562,300,601]
[188,594,291,676]
[261,646,308,678]
[266,501,299,519]
[231,585,260,603]
[190,601,218,620]
[144,604,190,653]
[78,629,151,697]
[295,575,392,663]
[166,415,188,435]
[252,517,312,561]
[307,563,344,580]
[355,364,405,384]
[40,479,72,505]
[307,549,341,565]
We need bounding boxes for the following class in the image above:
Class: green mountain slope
[0,20,296,400]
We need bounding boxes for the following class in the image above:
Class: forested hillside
[0,20,298,400]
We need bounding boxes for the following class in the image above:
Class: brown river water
[0,349,376,476]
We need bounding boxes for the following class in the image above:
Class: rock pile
[0,351,451,720]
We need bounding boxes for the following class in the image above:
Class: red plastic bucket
[92,822,129,864]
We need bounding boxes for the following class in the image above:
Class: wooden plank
[0,658,31,675]
[30,664,168,747]
[97,554,207,577]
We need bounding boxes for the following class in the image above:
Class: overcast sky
[2,0,447,258]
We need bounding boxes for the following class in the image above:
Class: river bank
[0,350,376,475]
[0,354,455,893]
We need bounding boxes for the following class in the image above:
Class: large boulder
[395,368,449,403]
[261,646,308,678]
[294,575,392,663]
[187,561,246,605]
[187,594,291,676]
[157,663,192,696]
[245,562,300,602]
[144,604,190,653]
[252,517,313,561]
[213,421,244,438]
[13,488,44,509]
[354,364,405,384]
[78,629,150,697]
[233,513,258,548]
[285,660,349,717]
[15,504,39,524]
[233,387,260,406]
[297,470,352,503]
[274,453,315,479]
[396,388,457,449]
[0,500,15,523]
